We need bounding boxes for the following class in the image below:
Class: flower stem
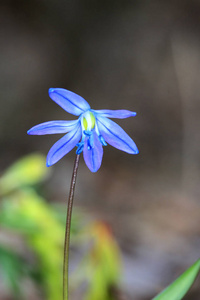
[63,154,80,300]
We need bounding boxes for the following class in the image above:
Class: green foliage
[1,188,64,300]
[82,222,121,300]
[0,245,29,299]
[0,154,121,300]
[0,154,48,195]
[1,154,199,300]
[0,154,64,300]
[153,259,200,300]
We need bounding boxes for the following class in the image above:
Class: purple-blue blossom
[27,88,139,172]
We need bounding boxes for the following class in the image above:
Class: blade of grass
[153,258,200,300]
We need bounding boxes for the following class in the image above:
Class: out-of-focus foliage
[86,222,120,300]
[152,258,200,300]
[0,154,121,300]
[0,189,64,300]
[0,154,49,195]
[0,154,63,300]
[71,222,121,300]
[0,244,29,298]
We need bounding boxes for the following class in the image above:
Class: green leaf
[0,245,27,298]
[152,258,200,300]
[0,154,49,194]
[82,222,121,300]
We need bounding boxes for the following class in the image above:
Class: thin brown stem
[63,154,80,300]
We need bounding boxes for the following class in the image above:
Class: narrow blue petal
[27,120,78,135]
[49,88,90,116]
[46,123,82,166]
[96,116,139,154]
[93,109,136,119]
[83,132,103,172]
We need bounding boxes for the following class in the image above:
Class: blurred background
[1,0,200,299]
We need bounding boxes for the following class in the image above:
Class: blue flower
[27,88,139,172]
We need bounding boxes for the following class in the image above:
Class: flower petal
[94,109,136,119]
[96,116,139,154]
[27,120,78,135]
[49,88,90,116]
[46,122,82,166]
[83,131,103,172]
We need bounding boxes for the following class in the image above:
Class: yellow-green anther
[82,112,96,131]
[83,117,87,130]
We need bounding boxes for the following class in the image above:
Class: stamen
[76,142,84,154]
[84,130,92,136]
[87,140,92,150]
[87,133,94,150]
[89,134,94,148]
[99,135,107,146]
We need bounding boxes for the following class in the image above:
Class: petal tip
[27,129,34,135]
[90,166,100,172]
[48,88,55,94]
[132,147,139,154]
[46,161,51,167]
[135,149,139,154]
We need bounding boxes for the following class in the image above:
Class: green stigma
[83,112,96,130]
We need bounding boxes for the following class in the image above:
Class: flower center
[82,111,96,131]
